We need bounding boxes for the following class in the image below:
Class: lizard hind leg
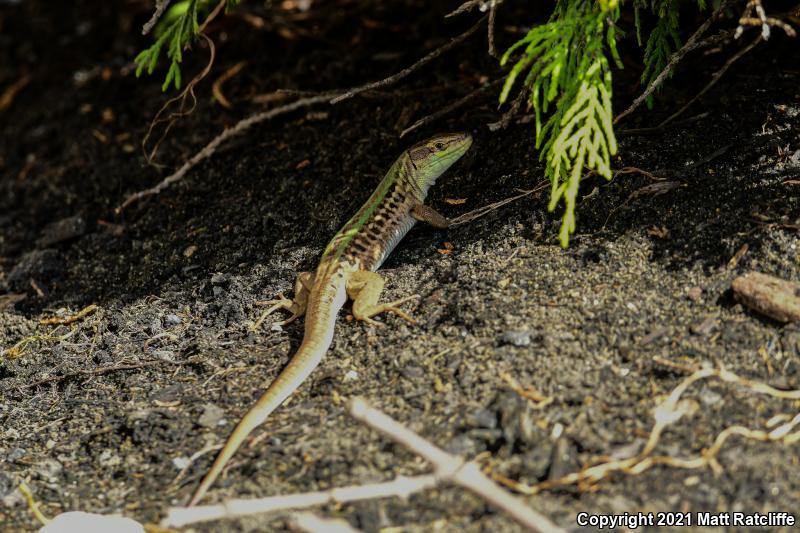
[254,271,314,329]
[346,271,418,327]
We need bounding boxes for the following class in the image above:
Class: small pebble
[6,448,26,462]
[7,249,64,290]
[172,457,191,470]
[198,404,227,428]
[164,314,182,325]
[210,272,229,285]
[687,286,703,302]
[37,216,86,247]
[500,330,531,347]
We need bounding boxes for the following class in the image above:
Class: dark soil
[1,1,799,532]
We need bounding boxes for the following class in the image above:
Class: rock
[164,314,182,325]
[687,286,703,302]
[97,449,121,468]
[444,434,484,456]
[500,330,531,347]
[6,448,25,462]
[172,456,191,470]
[37,216,86,247]
[33,458,63,483]
[150,384,183,403]
[210,272,229,285]
[0,472,14,499]
[7,249,65,291]
[465,408,497,429]
[198,403,226,428]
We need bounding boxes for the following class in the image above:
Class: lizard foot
[253,293,303,329]
[357,294,419,326]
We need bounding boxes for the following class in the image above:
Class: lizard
[189,132,473,505]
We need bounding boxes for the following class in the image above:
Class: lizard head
[406,132,472,194]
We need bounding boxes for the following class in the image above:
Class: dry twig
[117,93,331,212]
[0,293,26,310]
[449,182,549,227]
[39,304,98,326]
[162,399,564,531]
[492,366,800,495]
[118,18,484,213]
[330,16,486,104]
[162,474,440,527]
[141,33,217,167]
[142,0,173,35]
[0,74,31,112]
[732,271,800,323]
[349,398,565,533]
[212,61,247,109]
[735,0,797,39]
[400,78,504,138]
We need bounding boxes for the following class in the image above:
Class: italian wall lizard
[189,132,472,505]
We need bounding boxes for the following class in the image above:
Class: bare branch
[735,0,797,39]
[116,93,332,213]
[118,17,484,213]
[142,0,173,35]
[349,398,565,533]
[330,16,486,104]
[400,78,504,138]
[161,474,439,527]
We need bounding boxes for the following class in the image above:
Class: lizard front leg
[346,271,418,327]
[254,271,314,328]
[412,204,451,228]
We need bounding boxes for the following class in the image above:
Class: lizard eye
[434,142,445,151]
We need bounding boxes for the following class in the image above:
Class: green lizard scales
[189,132,472,505]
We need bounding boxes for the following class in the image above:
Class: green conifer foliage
[500,0,621,247]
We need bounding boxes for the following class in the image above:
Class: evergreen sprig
[500,0,621,247]
[638,0,682,98]
[135,0,240,91]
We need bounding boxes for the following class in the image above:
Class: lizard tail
[188,281,346,506]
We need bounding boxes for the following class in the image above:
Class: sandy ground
[1,1,799,531]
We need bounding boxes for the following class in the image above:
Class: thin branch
[141,33,216,167]
[330,16,486,104]
[118,17,485,212]
[116,93,331,212]
[162,398,564,530]
[658,34,762,127]
[614,1,732,124]
[449,182,549,227]
[446,0,483,18]
[142,0,173,35]
[616,111,710,136]
[400,78,504,138]
[487,3,499,58]
[735,0,797,39]
[492,366,800,495]
[212,61,247,109]
[488,84,528,131]
[162,474,439,527]
[349,398,565,533]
